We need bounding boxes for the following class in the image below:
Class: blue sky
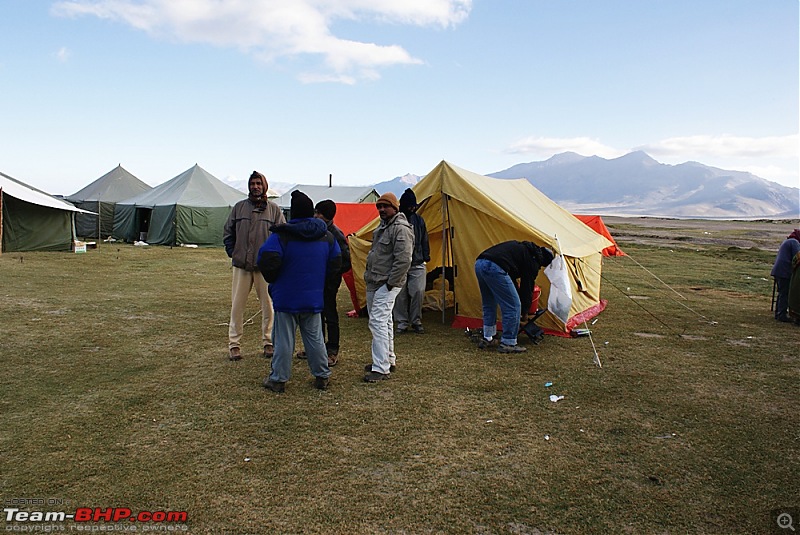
[1,0,797,195]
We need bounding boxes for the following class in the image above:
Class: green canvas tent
[66,164,151,239]
[1,171,88,252]
[349,161,613,336]
[113,164,244,246]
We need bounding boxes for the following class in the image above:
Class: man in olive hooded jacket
[223,171,285,361]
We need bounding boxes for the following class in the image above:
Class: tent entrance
[135,208,152,241]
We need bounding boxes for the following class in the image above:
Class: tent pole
[441,194,447,324]
[0,188,4,255]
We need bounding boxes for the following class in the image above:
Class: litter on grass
[549,395,565,403]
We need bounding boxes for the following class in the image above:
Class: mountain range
[488,151,798,218]
[227,151,799,218]
[375,152,799,218]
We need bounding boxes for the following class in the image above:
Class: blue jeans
[475,258,520,345]
[269,311,330,383]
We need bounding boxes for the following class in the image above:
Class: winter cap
[540,247,555,267]
[315,199,337,221]
[399,188,417,212]
[291,190,315,219]
[376,192,399,211]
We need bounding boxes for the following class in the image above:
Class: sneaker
[412,324,425,334]
[262,379,285,393]
[296,350,307,359]
[396,326,408,334]
[363,371,391,383]
[263,344,274,359]
[497,343,526,353]
[228,347,242,361]
[313,377,330,390]
[476,338,499,350]
[364,363,396,373]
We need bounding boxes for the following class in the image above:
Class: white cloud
[55,46,71,62]
[50,0,470,82]
[505,136,624,159]
[634,134,798,161]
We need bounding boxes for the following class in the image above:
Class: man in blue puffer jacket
[257,190,341,393]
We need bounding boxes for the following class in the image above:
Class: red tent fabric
[334,203,379,236]
[333,203,379,312]
[573,215,625,256]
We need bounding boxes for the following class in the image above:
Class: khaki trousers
[229,267,273,350]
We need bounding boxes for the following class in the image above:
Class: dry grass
[1,221,798,534]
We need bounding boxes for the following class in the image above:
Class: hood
[274,217,328,241]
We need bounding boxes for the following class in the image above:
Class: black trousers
[775,276,790,320]
[322,275,343,352]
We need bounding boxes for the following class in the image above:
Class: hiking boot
[497,343,526,353]
[314,377,330,390]
[364,363,396,373]
[412,324,425,334]
[263,344,274,359]
[476,338,499,350]
[296,350,307,359]
[228,347,242,361]
[262,379,285,393]
[363,371,391,383]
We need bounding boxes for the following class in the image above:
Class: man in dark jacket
[257,191,341,393]
[771,229,800,322]
[314,199,351,365]
[393,188,430,334]
[474,241,554,353]
[223,171,285,361]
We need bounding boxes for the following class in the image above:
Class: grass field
[1,220,798,534]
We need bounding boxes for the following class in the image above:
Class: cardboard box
[74,240,87,253]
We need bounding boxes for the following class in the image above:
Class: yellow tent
[349,161,613,335]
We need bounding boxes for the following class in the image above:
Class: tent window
[191,210,209,228]
[569,257,587,293]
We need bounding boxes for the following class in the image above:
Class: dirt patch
[632,332,665,338]
[603,216,797,250]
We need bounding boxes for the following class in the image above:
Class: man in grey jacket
[363,192,413,382]
[222,171,285,361]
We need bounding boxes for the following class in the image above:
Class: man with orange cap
[363,192,413,382]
